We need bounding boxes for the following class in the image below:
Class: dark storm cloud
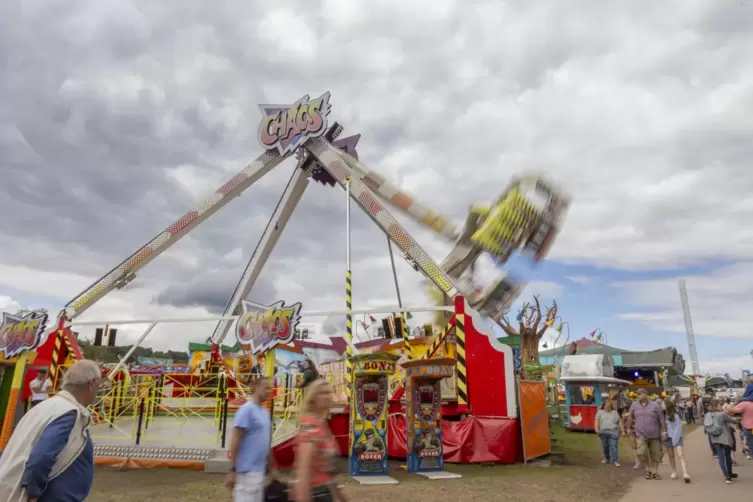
[153,268,278,314]
[1,0,753,322]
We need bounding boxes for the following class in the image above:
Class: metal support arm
[210,167,311,346]
[65,150,286,320]
[338,149,460,241]
[305,138,462,298]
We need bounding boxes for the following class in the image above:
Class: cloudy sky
[1,1,752,375]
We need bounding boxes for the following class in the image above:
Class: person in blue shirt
[226,377,277,502]
[735,377,753,404]
[23,410,95,502]
[0,360,102,502]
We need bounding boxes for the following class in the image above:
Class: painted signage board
[236,300,302,354]
[0,309,49,360]
[258,92,332,155]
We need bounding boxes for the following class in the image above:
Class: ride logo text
[258,92,332,155]
[236,300,303,353]
[0,309,49,359]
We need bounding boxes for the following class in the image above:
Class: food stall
[560,354,631,431]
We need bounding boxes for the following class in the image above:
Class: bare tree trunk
[520,329,540,365]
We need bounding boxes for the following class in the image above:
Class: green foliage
[78,339,189,364]
[522,363,544,380]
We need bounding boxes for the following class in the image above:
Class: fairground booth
[541,338,685,397]
[560,354,631,431]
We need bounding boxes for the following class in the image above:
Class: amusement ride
[0,92,570,480]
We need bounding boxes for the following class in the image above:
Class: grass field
[88,425,640,502]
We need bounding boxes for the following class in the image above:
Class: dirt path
[619,425,751,500]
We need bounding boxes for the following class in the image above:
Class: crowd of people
[0,358,339,502]
[594,379,753,486]
[5,357,753,499]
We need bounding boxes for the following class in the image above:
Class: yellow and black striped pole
[395,313,413,360]
[345,177,353,399]
[455,313,468,406]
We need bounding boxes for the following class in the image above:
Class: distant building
[538,338,686,389]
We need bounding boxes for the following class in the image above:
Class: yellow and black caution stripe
[62,334,81,362]
[401,316,413,359]
[394,314,413,360]
[421,317,456,360]
[345,269,353,399]
[455,314,468,406]
[47,330,64,391]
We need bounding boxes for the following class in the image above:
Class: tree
[498,295,558,364]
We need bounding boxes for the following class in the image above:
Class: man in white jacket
[0,359,103,502]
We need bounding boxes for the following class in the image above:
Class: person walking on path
[226,378,278,502]
[663,397,691,483]
[727,397,753,459]
[595,400,622,466]
[684,398,696,424]
[628,387,667,480]
[293,379,348,502]
[704,398,739,484]
[0,360,103,502]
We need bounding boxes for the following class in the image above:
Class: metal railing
[85,375,317,449]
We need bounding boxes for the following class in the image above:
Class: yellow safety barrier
[86,370,354,450]
[89,377,140,443]
[271,387,302,445]
[140,375,225,445]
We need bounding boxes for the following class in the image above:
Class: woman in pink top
[728,401,753,460]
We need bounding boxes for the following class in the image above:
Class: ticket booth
[560,354,631,431]
[349,353,400,484]
[402,358,460,480]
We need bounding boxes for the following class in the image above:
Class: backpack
[704,412,724,437]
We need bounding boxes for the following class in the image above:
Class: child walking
[663,398,690,483]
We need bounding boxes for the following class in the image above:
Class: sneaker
[670,472,677,480]
[683,476,691,484]
[613,462,621,467]
[746,455,751,460]
[601,459,608,464]
[725,477,732,484]
[730,473,738,479]
[633,463,641,470]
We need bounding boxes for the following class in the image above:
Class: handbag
[311,484,334,502]
[264,479,290,502]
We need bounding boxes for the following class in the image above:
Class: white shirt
[30,377,52,401]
